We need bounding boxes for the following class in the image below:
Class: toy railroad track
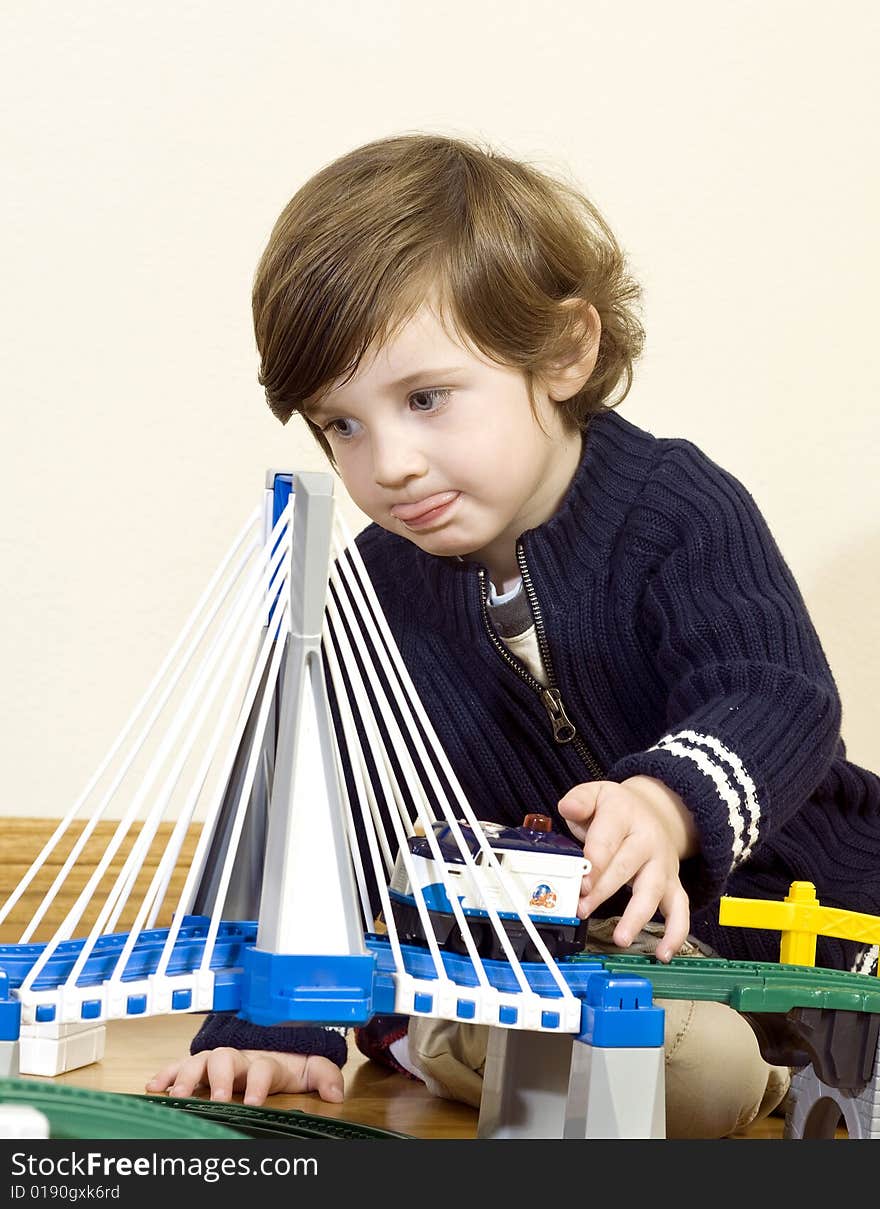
[136,1093,413,1140]
[0,1079,412,1140]
[0,1079,242,1139]
[578,953,880,1014]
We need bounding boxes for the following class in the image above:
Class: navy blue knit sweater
[192,409,880,1064]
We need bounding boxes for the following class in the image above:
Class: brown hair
[253,133,644,457]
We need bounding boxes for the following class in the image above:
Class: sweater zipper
[478,550,603,780]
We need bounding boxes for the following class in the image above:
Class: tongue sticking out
[391,491,459,521]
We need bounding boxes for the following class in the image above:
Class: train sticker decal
[529,883,558,910]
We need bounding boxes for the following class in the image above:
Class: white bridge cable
[327,546,501,994]
[68,527,290,991]
[12,525,265,948]
[143,618,282,933]
[154,501,294,980]
[109,561,292,990]
[112,501,292,986]
[0,507,262,939]
[146,492,285,931]
[58,516,292,995]
[322,602,448,987]
[332,519,575,1005]
[19,504,293,996]
[324,592,415,884]
[331,526,561,973]
[103,557,284,940]
[327,696,375,933]
[194,599,292,976]
[321,591,399,933]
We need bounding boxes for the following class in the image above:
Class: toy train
[387,813,591,961]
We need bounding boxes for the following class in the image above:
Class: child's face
[306,302,587,578]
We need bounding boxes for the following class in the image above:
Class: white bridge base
[477,1026,666,1139]
[18,1022,107,1077]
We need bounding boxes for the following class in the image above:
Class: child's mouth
[391,491,460,530]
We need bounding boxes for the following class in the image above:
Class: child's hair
[252,132,645,458]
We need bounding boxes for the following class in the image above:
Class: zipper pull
[541,688,577,744]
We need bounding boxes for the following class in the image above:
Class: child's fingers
[611,869,667,947]
[579,833,640,916]
[580,814,629,889]
[654,885,691,963]
[145,1060,183,1093]
[203,1048,243,1101]
[147,1049,345,1107]
[240,1053,344,1105]
[161,1053,212,1098]
[557,781,603,841]
[241,1056,278,1106]
[303,1054,345,1103]
[612,876,690,960]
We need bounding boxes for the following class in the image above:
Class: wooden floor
[13,1013,796,1139]
[18,1014,481,1139]
[0,818,203,944]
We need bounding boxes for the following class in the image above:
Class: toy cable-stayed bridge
[1,471,878,1139]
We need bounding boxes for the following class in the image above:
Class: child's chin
[397,526,470,555]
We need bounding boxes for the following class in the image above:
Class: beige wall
[2,1,877,819]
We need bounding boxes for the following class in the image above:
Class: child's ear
[543,300,602,403]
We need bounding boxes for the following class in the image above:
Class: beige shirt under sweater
[485,577,547,685]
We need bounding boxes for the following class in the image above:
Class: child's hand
[557,775,698,963]
[145,1047,344,1107]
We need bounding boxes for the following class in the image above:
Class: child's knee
[660,998,790,1138]
[407,1016,488,1108]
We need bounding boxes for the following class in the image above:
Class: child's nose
[372,432,428,488]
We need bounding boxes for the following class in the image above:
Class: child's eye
[409,388,451,413]
[322,417,363,439]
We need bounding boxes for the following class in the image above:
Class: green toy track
[0,1079,243,1139]
[0,1079,411,1140]
[576,953,880,1014]
[136,1093,412,1139]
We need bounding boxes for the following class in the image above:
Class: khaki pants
[407,920,790,1139]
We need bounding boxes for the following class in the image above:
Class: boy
[147,133,880,1136]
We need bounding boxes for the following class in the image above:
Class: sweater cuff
[353,1014,417,1080]
[190,1013,348,1069]
[606,731,764,909]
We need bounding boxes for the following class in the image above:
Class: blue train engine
[387,813,591,961]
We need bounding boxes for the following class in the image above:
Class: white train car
[387,813,591,961]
